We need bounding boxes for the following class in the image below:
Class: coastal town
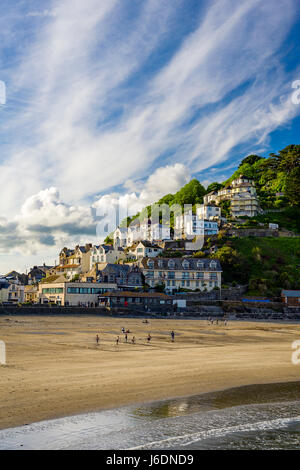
[1,170,299,319]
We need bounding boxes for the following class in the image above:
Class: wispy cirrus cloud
[0,0,300,272]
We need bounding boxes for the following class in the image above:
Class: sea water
[1,382,300,450]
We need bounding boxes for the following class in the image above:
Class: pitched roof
[40,275,66,284]
[98,263,141,275]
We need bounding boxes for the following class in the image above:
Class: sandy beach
[0,315,300,430]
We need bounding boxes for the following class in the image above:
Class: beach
[0,315,300,431]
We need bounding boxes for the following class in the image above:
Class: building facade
[90,244,125,268]
[56,245,92,280]
[175,211,219,237]
[39,281,116,306]
[96,264,143,289]
[281,290,300,307]
[100,291,173,311]
[203,175,261,218]
[130,241,163,260]
[196,204,221,220]
[140,257,222,293]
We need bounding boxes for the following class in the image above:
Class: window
[197,261,204,269]
[67,287,79,294]
[182,272,190,279]
[158,260,163,268]
[168,260,175,269]
[147,259,154,268]
[182,261,189,269]
[196,272,204,279]
[43,288,63,294]
[168,271,175,279]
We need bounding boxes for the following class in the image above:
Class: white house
[203,175,261,218]
[114,227,128,248]
[196,204,221,221]
[175,211,218,237]
[90,244,126,268]
[123,218,171,246]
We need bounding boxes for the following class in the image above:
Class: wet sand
[0,315,300,430]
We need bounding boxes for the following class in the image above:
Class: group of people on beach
[208,317,228,326]
[95,326,176,346]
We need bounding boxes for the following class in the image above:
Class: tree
[172,179,206,206]
[213,246,238,265]
[284,167,300,206]
[206,182,223,193]
[219,200,231,218]
[238,154,263,167]
[272,144,300,174]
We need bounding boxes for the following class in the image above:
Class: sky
[0,0,300,274]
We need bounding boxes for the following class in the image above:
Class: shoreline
[2,378,300,433]
[1,315,300,430]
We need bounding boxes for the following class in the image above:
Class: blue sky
[0,0,300,273]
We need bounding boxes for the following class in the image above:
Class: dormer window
[210,261,217,268]
[158,260,164,268]
[182,260,189,269]
[197,260,204,269]
[168,259,175,269]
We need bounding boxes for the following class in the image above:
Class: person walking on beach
[125,333,128,343]
[96,334,100,345]
[116,336,120,346]
[147,333,151,343]
[171,330,175,342]
[132,336,135,344]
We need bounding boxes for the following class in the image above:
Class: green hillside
[210,236,300,296]
[127,144,300,227]
[105,144,300,243]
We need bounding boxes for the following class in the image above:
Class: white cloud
[0,163,190,271]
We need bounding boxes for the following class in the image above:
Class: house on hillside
[140,257,222,292]
[55,244,92,280]
[174,211,219,237]
[114,218,171,248]
[96,263,143,289]
[130,241,163,260]
[114,227,128,248]
[90,244,126,268]
[196,204,221,221]
[203,175,261,218]
[28,264,53,284]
